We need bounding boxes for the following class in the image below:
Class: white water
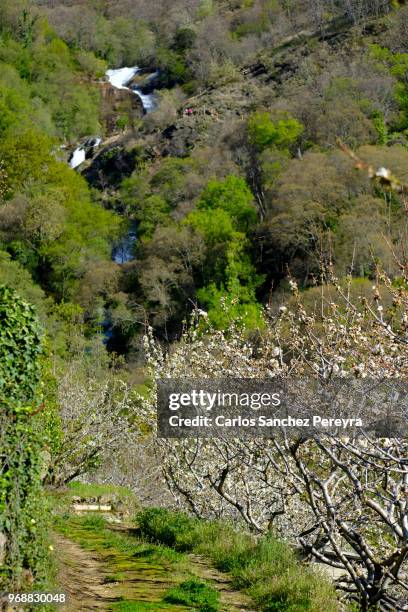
[69,137,102,169]
[69,67,156,171]
[106,66,139,90]
[69,147,86,169]
[136,90,155,111]
[106,66,156,113]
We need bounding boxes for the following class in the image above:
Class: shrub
[248,112,304,151]
[137,508,195,550]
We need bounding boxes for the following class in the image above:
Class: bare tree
[141,260,408,609]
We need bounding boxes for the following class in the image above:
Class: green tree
[185,176,262,329]
[197,175,257,231]
[248,112,304,151]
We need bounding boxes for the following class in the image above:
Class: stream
[68,66,158,345]
[106,66,157,112]
[69,66,158,266]
[112,222,137,264]
[69,66,156,170]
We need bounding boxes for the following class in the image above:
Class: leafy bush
[137,508,194,550]
[248,112,304,151]
[0,284,43,402]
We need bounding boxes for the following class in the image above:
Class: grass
[49,481,140,517]
[54,513,219,611]
[55,513,185,566]
[136,508,340,611]
[163,578,220,611]
[67,481,135,499]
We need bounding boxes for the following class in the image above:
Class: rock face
[83,144,138,190]
[99,82,144,136]
[162,124,199,158]
[129,70,160,95]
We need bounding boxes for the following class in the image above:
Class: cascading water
[69,68,156,170]
[106,67,156,266]
[106,66,157,112]
[69,67,158,346]
[69,137,102,169]
[69,147,86,169]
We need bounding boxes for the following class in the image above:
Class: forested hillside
[1,0,408,349]
[1,0,408,609]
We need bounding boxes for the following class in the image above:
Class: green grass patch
[54,514,186,567]
[163,578,220,611]
[136,508,339,611]
[67,481,134,499]
[54,514,193,610]
[137,507,194,550]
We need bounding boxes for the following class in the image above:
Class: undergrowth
[136,508,339,611]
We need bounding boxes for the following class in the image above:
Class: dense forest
[1,0,408,610]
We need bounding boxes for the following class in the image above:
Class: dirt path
[54,525,256,612]
[188,554,255,611]
[53,534,120,611]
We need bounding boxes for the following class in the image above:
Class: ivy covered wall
[0,285,49,589]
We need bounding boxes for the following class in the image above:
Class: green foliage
[371,111,389,144]
[109,18,155,66]
[172,27,197,53]
[137,196,171,240]
[197,281,263,330]
[248,112,304,151]
[0,7,121,310]
[121,157,206,248]
[370,44,408,131]
[0,285,43,402]
[197,176,257,232]
[183,176,262,329]
[0,285,51,590]
[0,251,46,316]
[157,47,191,88]
[151,158,199,208]
[137,508,193,551]
[197,0,215,18]
[0,128,121,299]
[163,578,220,611]
[0,26,101,141]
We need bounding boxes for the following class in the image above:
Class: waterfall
[69,137,102,169]
[106,66,156,113]
[69,68,156,171]
[69,147,86,169]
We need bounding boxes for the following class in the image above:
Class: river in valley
[68,65,158,265]
[67,66,158,344]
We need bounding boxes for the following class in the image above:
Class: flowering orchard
[142,271,408,611]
